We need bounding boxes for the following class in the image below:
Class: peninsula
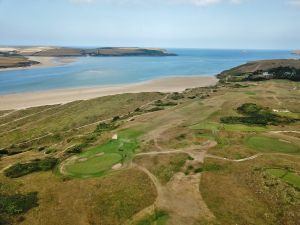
[0,47,176,69]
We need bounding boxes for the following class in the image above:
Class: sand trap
[112,163,122,170]
[279,139,291,143]
[0,76,218,110]
[78,158,88,162]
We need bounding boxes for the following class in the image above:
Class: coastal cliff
[217,59,300,82]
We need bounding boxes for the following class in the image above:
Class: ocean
[0,49,298,95]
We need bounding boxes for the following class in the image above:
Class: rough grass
[135,209,169,225]
[0,168,157,225]
[134,153,188,184]
[0,92,164,150]
[266,168,300,189]
[246,136,300,154]
[94,169,157,225]
[191,121,268,132]
[201,156,300,225]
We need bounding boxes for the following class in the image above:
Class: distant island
[218,59,300,82]
[0,47,176,69]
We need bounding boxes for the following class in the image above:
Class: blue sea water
[0,49,299,95]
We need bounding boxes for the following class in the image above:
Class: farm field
[0,79,299,225]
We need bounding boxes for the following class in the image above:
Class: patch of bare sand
[112,163,122,170]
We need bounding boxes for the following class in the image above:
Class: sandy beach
[0,56,76,71]
[0,76,218,110]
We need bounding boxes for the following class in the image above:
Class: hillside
[0,78,299,225]
[0,56,39,69]
[218,59,300,82]
[0,47,176,57]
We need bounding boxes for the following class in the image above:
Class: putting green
[65,153,122,176]
[63,128,141,178]
[266,168,300,189]
[246,136,300,153]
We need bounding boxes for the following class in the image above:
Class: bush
[169,92,184,100]
[221,103,296,126]
[203,163,223,172]
[194,167,203,173]
[4,158,58,178]
[94,122,118,133]
[66,144,85,154]
[147,107,164,112]
[112,116,120,122]
[154,100,177,107]
[0,192,38,215]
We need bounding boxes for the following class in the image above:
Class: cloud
[288,0,300,5]
[67,0,243,6]
[68,0,96,3]
[186,0,222,6]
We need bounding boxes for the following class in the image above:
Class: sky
[0,0,299,49]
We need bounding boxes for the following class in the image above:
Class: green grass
[135,209,169,225]
[266,168,300,189]
[223,124,268,132]
[273,111,300,119]
[63,128,142,178]
[246,136,300,154]
[65,154,122,177]
[244,91,256,95]
[191,122,219,131]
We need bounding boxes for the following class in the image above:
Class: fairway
[62,128,141,177]
[246,136,300,153]
[266,168,300,189]
[191,121,268,132]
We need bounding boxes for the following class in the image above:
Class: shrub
[4,158,58,178]
[147,107,164,112]
[66,144,85,154]
[169,92,184,100]
[94,122,118,133]
[194,167,203,173]
[0,192,38,215]
[221,103,296,126]
[203,163,223,172]
[112,116,120,122]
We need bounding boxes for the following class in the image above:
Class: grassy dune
[0,79,299,225]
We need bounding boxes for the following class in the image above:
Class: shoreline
[0,56,76,72]
[0,76,218,110]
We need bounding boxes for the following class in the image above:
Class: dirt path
[270,131,300,134]
[128,141,217,225]
[206,153,262,162]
